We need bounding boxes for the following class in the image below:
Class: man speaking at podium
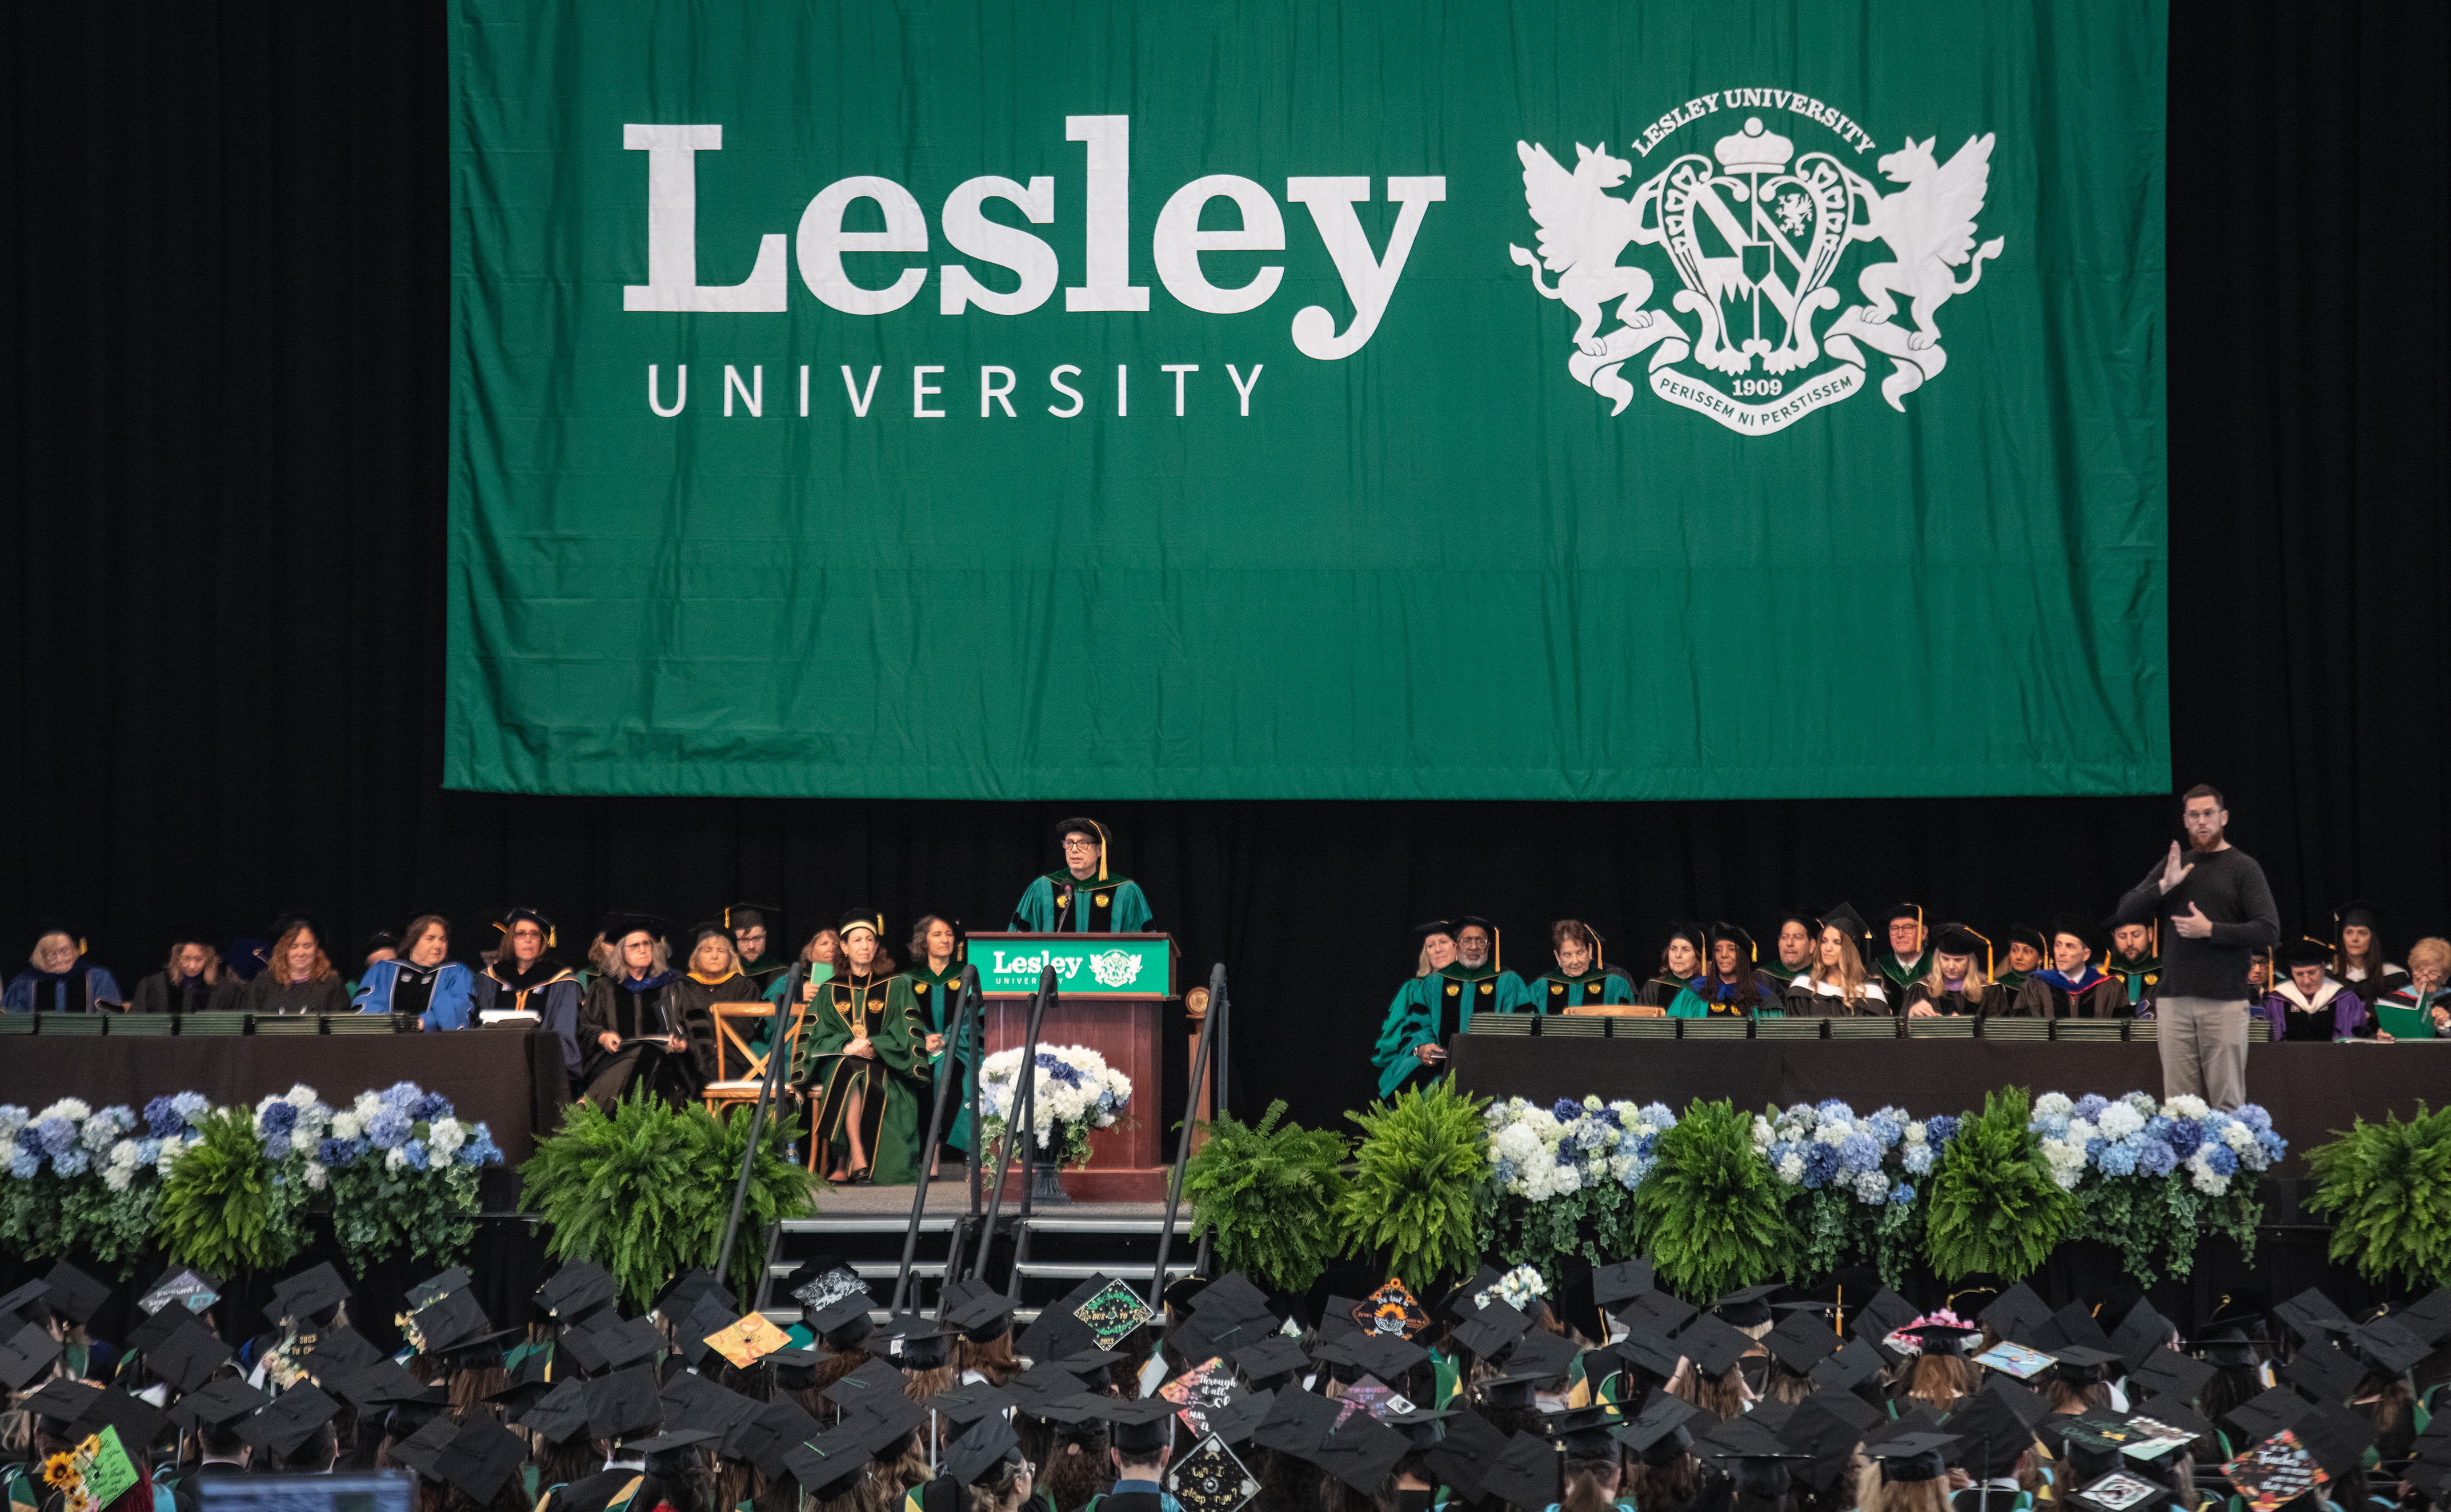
[1010,817,1155,933]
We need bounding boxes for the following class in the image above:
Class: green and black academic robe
[1526,969,1635,1012]
[1668,978,1783,1018]
[798,968,924,1184]
[1993,969,2030,999]
[1758,962,1809,989]
[1872,953,1927,1000]
[740,952,792,999]
[2107,954,2161,1007]
[901,961,976,1153]
[1369,963,1531,1100]
[1637,972,1704,1008]
[1009,871,1154,932]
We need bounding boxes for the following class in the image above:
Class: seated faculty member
[3,926,122,1012]
[1371,918,1521,1099]
[725,903,793,996]
[1759,911,1818,988]
[1872,904,1928,1000]
[1639,922,1709,1007]
[2009,917,2127,1018]
[903,913,977,1168]
[245,916,350,1016]
[1526,920,1633,1011]
[669,922,766,1078]
[131,937,243,1014]
[800,911,923,1184]
[2368,936,2451,1040]
[351,913,475,1029]
[769,924,843,1005]
[2260,938,2370,1042]
[576,916,707,1104]
[1671,923,1781,1017]
[475,908,584,1089]
[1996,924,2046,996]
[1010,817,1154,932]
[2331,900,2410,1005]
[1900,925,2008,1017]
[2106,921,2160,1009]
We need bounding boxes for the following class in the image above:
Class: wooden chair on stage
[702,1000,804,1118]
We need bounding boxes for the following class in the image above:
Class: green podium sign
[967,933,1177,1000]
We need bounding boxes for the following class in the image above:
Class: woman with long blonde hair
[1787,908,1889,1015]
[1901,925,2011,1018]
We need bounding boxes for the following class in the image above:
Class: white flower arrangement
[978,1045,1133,1154]
[1480,1264,1549,1311]
[1484,1096,1675,1200]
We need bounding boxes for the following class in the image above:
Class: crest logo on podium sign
[1511,95,2005,434]
[1088,949,1145,989]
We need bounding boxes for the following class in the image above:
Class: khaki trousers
[2155,994,2248,1109]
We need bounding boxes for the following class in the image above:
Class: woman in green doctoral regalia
[798,911,922,1184]
[900,913,977,1172]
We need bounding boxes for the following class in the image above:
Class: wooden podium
[968,932,1180,1201]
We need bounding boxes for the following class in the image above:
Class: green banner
[972,937,1175,998]
[448,0,2165,799]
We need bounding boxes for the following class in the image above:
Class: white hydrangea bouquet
[979,1045,1133,1168]
[1478,1096,1676,1284]
[2029,1090,2282,1283]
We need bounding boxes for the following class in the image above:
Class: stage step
[1006,1213,1202,1310]
[757,1213,976,1318]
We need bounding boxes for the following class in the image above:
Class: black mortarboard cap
[2128,1347,2216,1405]
[2347,1317,2431,1378]
[1203,1388,1277,1447]
[1479,1431,1563,1511]
[1591,1259,1655,1310]
[578,1314,666,1373]
[1308,1412,1411,1494]
[266,1262,350,1325]
[1679,1316,1755,1378]
[1231,1334,1307,1383]
[1936,923,1987,960]
[784,1422,883,1499]
[75,1387,170,1450]
[1713,1284,1781,1330]
[1606,1325,1685,1385]
[2221,1385,2312,1442]
[1172,1308,1271,1364]
[168,1377,266,1430]
[146,1317,236,1393]
[807,1290,876,1341]
[1192,1273,1275,1323]
[1450,1300,1533,1362]
[585,1366,665,1441]
[930,1383,1020,1427]
[1498,1327,1577,1382]
[1615,1290,1697,1337]
[2049,1346,2122,1385]
[823,1357,916,1415]
[1852,1290,1920,1357]
[1764,1312,1840,1374]
[1613,1394,1701,1463]
[1253,1388,1339,1459]
[2272,1288,2354,1345]
[944,1290,1019,1342]
[0,1322,63,1389]
[622,1427,719,1455]
[1809,1337,1887,1393]
[732,1398,823,1478]
[944,1415,1021,1486]
[406,1267,472,1310]
[2282,1342,2366,1405]
[1441,1268,1505,1321]
[2046,1301,2115,1355]
[1979,1283,2054,1346]
[2276,939,2333,970]
[2291,1404,2379,1478]
[1866,1433,1956,1483]
[1099,1395,1180,1455]
[40,1262,109,1326]
[1419,1405,1508,1497]
[516,1378,594,1444]
[2398,1289,2451,1345]
[439,1417,528,1502]
[0,1280,53,1321]
[1351,1334,1429,1382]
[388,1414,459,1479]
[2108,1301,2175,1371]
[1948,1388,2038,1477]
[21,1377,101,1433]
[536,1262,618,1322]
[656,1268,729,1323]
[236,1382,342,1457]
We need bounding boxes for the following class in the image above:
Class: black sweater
[2112,846,2279,1001]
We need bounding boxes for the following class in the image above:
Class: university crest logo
[1511,91,2004,434]
[1087,949,1144,989]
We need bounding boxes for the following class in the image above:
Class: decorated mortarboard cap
[1979,1282,2055,1346]
[388,1414,459,1479]
[2127,1347,2216,1405]
[584,1366,665,1441]
[2347,1316,2431,1377]
[39,1261,109,1326]
[516,1378,594,1443]
[783,1255,867,1312]
[237,1382,342,1456]
[1679,1316,1756,1378]
[168,1376,267,1430]
[1451,1299,1534,1361]
[2126,1399,2216,1453]
[406,1266,473,1310]
[0,1322,63,1389]
[1809,1337,1887,1392]
[438,1417,529,1502]
[137,1265,221,1318]
[2282,1342,2368,1405]
[146,1317,237,1393]
[1477,1430,1564,1511]
[266,1261,350,1323]
[1590,1258,1655,1310]
[536,1261,618,1321]
[1354,1280,1432,1339]
[1232,1334,1308,1383]
[1764,1311,1840,1373]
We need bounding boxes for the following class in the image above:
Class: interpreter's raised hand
[2158,840,2196,895]
[2172,902,2213,939]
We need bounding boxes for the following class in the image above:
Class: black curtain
[2,1,2445,1136]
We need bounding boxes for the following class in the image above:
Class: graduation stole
[1044,871,1126,930]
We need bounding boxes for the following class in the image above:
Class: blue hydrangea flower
[2166,1117,2203,1153]
[33,1118,76,1157]
[367,1109,412,1149]
[261,1132,291,1161]
[7,1148,38,1179]
[2204,1145,2238,1177]
[2256,1129,2288,1162]
[2084,1136,2108,1161]
[317,1137,360,1167]
[170,1092,211,1127]
[2096,1139,2141,1177]
[135,1137,162,1164]
[1839,1132,1882,1174]
[380,1082,424,1110]
[1803,1143,1843,1189]
[2145,1115,2173,1143]
[1495,1157,1519,1185]
[456,1125,502,1166]
[2073,1094,2110,1120]
[52,1147,90,1177]
[1891,1180,1915,1204]
[2032,1111,2072,1139]
[1924,1115,1961,1145]
[1816,1099,1855,1121]
[145,1097,186,1140]
[1902,1144,1933,1175]
[401,1140,431,1171]
[409,1093,452,1121]
[2236,1104,2273,1133]
[2137,1140,2177,1178]
[259,1102,297,1137]
[1866,1113,1904,1149]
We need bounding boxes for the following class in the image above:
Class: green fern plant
[520,1091,822,1313]
[1335,1077,1489,1292]
[154,1109,310,1276]
[2306,1103,2451,1289]
[1628,1098,1791,1300]
[1921,1087,2076,1280]
[1183,1101,1349,1296]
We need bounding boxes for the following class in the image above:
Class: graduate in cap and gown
[1638,923,1709,1008]
[899,915,976,1166]
[723,904,793,997]
[797,912,923,1185]
[1671,925,1783,1018]
[1996,925,2047,998]
[2258,939,2372,1041]
[1524,920,1635,1012]
[1010,819,1154,933]
[1871,905,1930,1001]
[1900,927,2011,1017]
[1371,918,1528,1100]
[474,908,585,1089]
[3,926,122,1013]
[2009,917,2128,1019]
[576,917,711,1105]
[1782,905,1890,1014]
